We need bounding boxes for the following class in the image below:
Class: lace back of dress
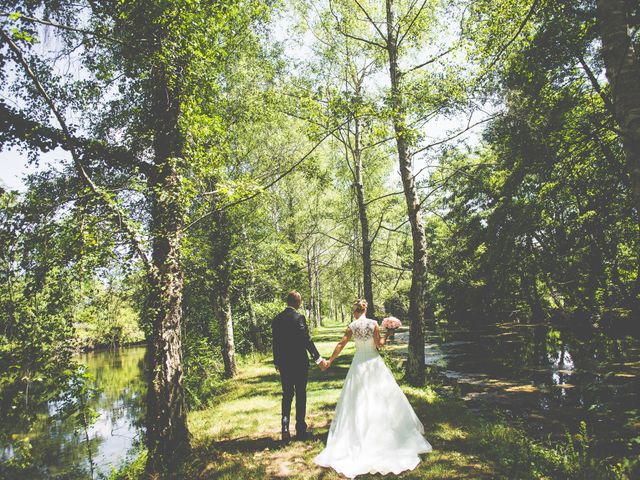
[349,317,376,353]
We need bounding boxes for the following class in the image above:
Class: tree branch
[397,0,429,47]
[0,27,152,273]
[369,210,386,243]
[576,53,616,115]
[411,112,499,159]
[371,258,409,271]
[365,189,404,206]
[403,45,458,75]
[328,0,387,49]
[477,0,540,83]
[0,101,151,176]
[182,121,347,232]
[0,11,135,46]
[352,0,388,44]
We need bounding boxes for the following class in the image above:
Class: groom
[272,290,327,441]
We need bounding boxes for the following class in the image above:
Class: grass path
[183,324,501,479]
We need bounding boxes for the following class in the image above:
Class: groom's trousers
[279,366,309,433]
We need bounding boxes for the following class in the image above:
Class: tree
[439,0,639,323]
[322,0,467,385]
[1,0,274,472]
[597,0,640,214]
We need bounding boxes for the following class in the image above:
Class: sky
[0,148,29,191]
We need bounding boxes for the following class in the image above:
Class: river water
[3,346,146,479]
[398,321,640,461]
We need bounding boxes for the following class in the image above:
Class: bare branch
[352,0,388,44]
[329,0,387,49]
[576,53,615,115]
[361,133,395,151]
[371,258,409,271]
[403,45,458,75]
[379,218,410,233]
[369,210,386,243]
[365,189,404,206]
[411,112,499,159]
[340,29,387,49]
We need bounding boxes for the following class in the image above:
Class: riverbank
[114,324,630,479]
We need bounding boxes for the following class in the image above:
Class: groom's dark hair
[287,290,302,308]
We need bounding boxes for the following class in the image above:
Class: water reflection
[402,322,640,461]
[79,346,146,477]
[3,346,146,479]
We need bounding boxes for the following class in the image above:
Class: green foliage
[73,278,144,349]
[182,335,226,410]
[427,0,639,322]
[108,448,148,480]
[1,0,639,475]
[0,189,84,445]
[477,420,631,479]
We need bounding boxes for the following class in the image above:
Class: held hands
[318,358,330,371]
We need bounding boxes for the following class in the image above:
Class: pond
[3,346,146,479]
[398,321,640,462]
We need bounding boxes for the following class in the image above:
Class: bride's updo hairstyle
[353,299,368,315]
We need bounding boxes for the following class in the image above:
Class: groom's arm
[297,314,321,362]
[271,319,282,369]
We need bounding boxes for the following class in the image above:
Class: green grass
[183,324,498,479]
[117,323,631,479]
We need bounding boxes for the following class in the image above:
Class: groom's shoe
[281,417,291,442]
[295,427,313,440]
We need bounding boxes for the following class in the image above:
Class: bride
[314,299,432,478]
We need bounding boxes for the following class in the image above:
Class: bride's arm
[374,324,392,348]
[327,328,353,367]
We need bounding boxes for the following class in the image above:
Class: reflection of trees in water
[82,346,146,429]
[4,346,146,479]
[434,321,639,460]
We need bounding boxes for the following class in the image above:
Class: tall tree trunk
[386,0,426,386]
[314,242,322,327]
[210,209,237,378]
[353,118,375,318]
[215,279,237,378]
[145,70,190,473]
[242,226,264,352]
[598,0,640,208]
[597,0,640,310]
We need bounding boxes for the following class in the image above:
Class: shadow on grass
[184,325,508,479]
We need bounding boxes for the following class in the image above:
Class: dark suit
[272,306,320,434]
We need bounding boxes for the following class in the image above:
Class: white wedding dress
[314,316,432,478]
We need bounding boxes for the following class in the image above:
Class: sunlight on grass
[178,324,629,479]
[434,423,469,442]
[184,324,499,479]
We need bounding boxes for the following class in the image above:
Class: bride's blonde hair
[353,299,368,314]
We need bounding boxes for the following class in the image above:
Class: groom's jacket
[272,307,320,370]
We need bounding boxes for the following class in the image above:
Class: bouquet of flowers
[381,316,402,331]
